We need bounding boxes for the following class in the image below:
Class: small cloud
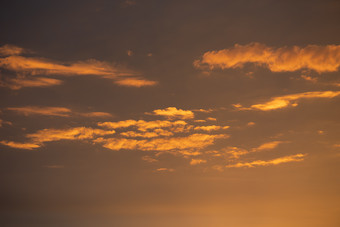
[148,107,194,119]
[147,53,153,57]
[226,153,307,168]
[234,91,340,111]
[0,77,63,90]
[247,121,255,126]
[0,140,40,150]
[156,168,174,172]
[7,106,72,117]
[301,75,318,83]
[190,159,207,165]
[127,50,133,56]
[78,112,112,118]
[115,78,158,87]
[206,117,217,121]
[318,130,325,135]
[0,44,25,56]
[141,156,158,162]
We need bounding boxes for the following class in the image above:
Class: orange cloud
[7,106,72,117]
[0,77,63,90]
[114,78,158,87]
[226,153,306,168]
[194,125,229,132]
[99,119,187,131]
[0,44,25,56]
[141,156,158,163]
[77,112,113,118]
[98,133,228,151]
[7,106,112,118]
[194,43,340,73]
[252,141,285,152]
[0,45,157,88]
[148,107,194,119]
[156,168,175,172]
[234,91,340,111]
[27,127,115,144]
[190,159,207,165]
[0,140,40,150]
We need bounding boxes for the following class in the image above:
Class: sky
[0,0,340,226]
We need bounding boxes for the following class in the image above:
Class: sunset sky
[1,0,340,226]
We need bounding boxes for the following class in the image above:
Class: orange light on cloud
[148,107,195,119]
[226,153,306,168]
[194,43,340,73]
[234,91,340,111]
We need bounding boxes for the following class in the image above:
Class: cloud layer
[234,91,340,111]
[194,43,340,73]
[0,45,157,89]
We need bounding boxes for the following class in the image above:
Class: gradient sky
[1,0,340,226]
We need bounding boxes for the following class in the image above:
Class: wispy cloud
[147,107,194,119]
[7,106,72,117]
[0,141,40,150]
[0,44,25,56]
[226,153,306,168]
[194,125,229,132]
[155,168,174,172]
[27,127,115,144]
[234,91,340,111]
[99,119,187,131]
[97,133,228,151]
[6,106,113,118]
[0,77,63,90]
[190,159,207,165]
[194,43,340,73]
[114,78,158,87]
[0,44,157,89]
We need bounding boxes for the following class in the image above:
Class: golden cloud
[7,106,112,118]
[194,43,340,73]
[7,106,72,117]
[234,91,340,111]
[194,125,229,132]
[98,119,187,131]
[27,127,115,144]
[226,153,306,168]
[0,45,157,88]
[0,44,25,56]
[190,159,207,165]
[0,141,40,150]
[0,77,63,90]
[148,107,194,119]
[114,78,158,87]
[98,133,228,151]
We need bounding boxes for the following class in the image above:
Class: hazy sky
[1,0,340,226]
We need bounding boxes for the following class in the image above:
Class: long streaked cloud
[234,91,340,111]
[98,119,187,131]
[7,106,72,117]
[97,133,228,151]
[224,141,285,159]
[27,127,115,144]
[0,77,63,90]
[194,43,340,73]
[226,153,306,168]
[0,141,40,150]
[0,44,157,89]
[0,44,25,56]
[0,127,117,150]
[6,106,112,118]
[147,107,194,119]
